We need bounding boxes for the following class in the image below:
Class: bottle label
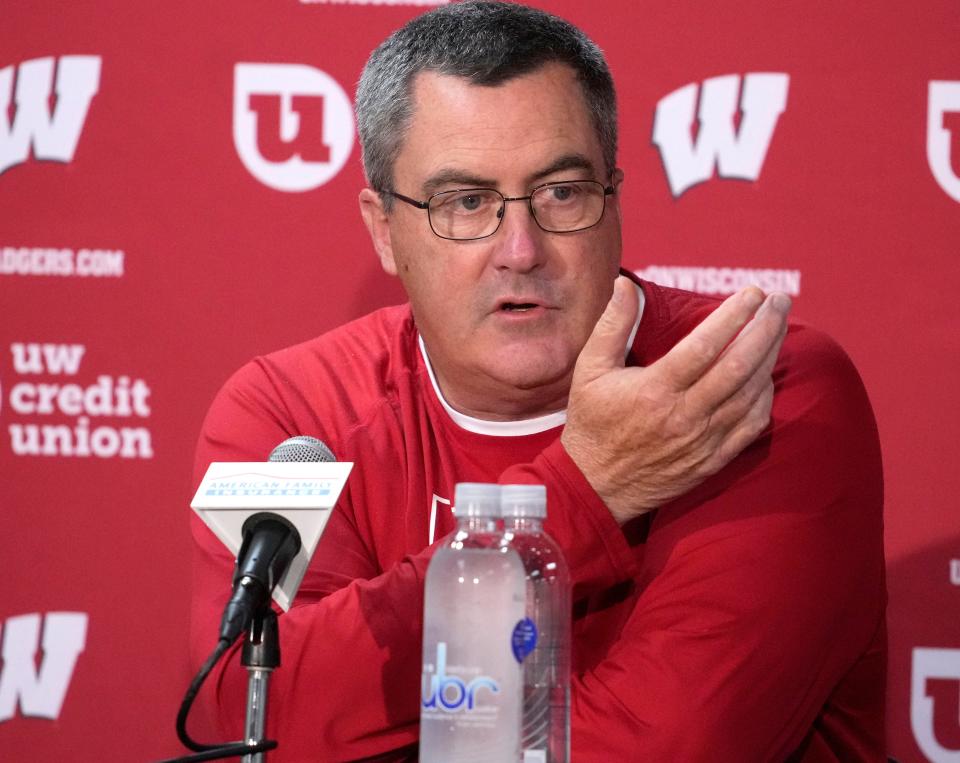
[511,617,538,663]
[421,642,501,714]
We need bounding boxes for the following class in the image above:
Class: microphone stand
[241,607,280,763]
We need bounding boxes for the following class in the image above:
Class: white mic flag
[191,456,353,611]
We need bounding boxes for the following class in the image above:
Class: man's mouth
[500,302,539,312]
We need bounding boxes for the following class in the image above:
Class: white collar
[419,282,645,436]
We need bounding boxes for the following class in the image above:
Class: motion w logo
[0,612,88,722]
[652,73,789,197]
[0,56,101,176]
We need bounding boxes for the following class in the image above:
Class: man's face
[360,62,623,420]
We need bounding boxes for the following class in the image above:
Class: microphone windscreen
[267,435,337,463]
[268,435,335,463]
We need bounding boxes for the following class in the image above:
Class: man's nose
[489,199,547,272]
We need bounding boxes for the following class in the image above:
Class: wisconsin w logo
[0,612,88,722]
[652,73,789,197]
[0,56,101,176]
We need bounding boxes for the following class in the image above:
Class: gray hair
[355,1,617,206]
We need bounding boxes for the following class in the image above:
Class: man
[191,3,885,760]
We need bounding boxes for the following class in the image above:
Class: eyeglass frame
[381,179,617,241]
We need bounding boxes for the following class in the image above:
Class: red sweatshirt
[190,278,886,761]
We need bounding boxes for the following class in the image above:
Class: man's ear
[611,167,625,189]
[608,167,625,218]
[359,188,398,276]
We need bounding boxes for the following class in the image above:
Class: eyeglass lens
[427,181,607,240]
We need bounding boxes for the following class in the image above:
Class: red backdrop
[1,1,958,760]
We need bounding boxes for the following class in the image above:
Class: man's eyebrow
[528,153,597,184]
[420,153,599,196]
[422,169,498,196]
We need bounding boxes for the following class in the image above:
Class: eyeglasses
[383,180,615,241]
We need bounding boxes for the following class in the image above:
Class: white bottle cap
[453,482,502,517]
[500,484,547,518]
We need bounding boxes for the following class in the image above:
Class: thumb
[572,276,639,386]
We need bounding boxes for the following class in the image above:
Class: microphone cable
[156,635,277,763]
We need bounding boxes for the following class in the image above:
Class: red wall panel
[1,2,957,760]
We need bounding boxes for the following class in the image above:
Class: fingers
[705,321,784,436]
[657,286,766,390]
[571,276,640,387]
[690,300,787,474]
[706,379,776,475]
[684,292,791,415]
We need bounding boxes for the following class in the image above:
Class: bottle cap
[500,484,547,518]
[453,482,501,517]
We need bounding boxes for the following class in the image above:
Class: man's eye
[550,184,577,202]
[458,194,483,211]
[433,191,490,214]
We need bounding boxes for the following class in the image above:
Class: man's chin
[485,355,574,394]
[436,353,575,419]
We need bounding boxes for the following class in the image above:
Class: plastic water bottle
[420,483,527,763]
[502,484,571,763]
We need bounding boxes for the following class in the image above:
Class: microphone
[217,436,336,643]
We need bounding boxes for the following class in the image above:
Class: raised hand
[561,276,791,524]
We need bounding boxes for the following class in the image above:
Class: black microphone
[217,436,336,642]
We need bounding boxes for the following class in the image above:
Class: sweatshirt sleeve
[567,326,887,761]
[499,439,641,600]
